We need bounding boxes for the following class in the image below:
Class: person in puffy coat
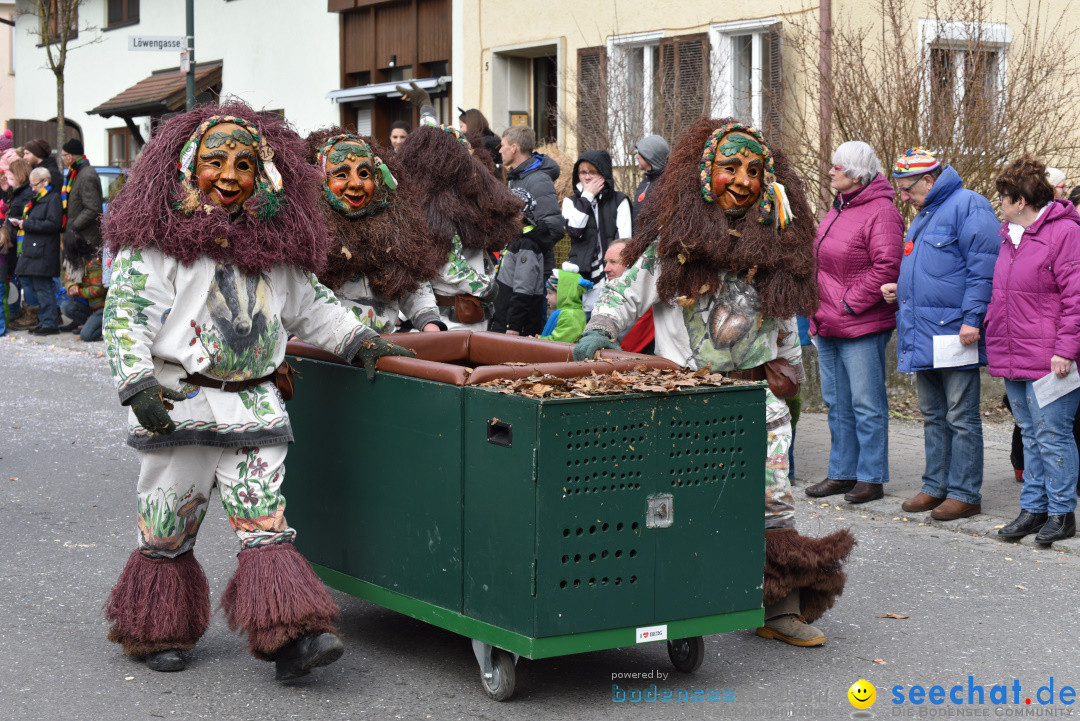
[805,141,903,504]
[12,166,62,335]
[987,155,1080,546]
[881,148,999,522]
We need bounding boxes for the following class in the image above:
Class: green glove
[573,330,620,361]
[127,385,187,435]
[396,80,432,111]
[353,338,416,382]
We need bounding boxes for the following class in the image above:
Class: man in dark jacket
[24,138,64,189]
[490,188,546,335]
[12,166,63,334]
[632,134,669,224]
[60,138,103,248]
[561,149,631,313]
[501,125,564,275]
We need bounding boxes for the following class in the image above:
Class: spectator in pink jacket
[989,155,1080,547]
[805,141,903,504]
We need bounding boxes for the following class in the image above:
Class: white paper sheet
[1033,366,1080,408]
[932,335,978,368]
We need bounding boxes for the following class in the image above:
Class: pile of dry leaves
[477,364,759,399]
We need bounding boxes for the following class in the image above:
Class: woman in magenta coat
[988,155,1080,546]
[805,141,903,504]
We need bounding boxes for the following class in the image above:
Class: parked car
[95,165,127,214]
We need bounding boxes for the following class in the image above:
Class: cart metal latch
[646,494,674,529]
[487,419,512,447]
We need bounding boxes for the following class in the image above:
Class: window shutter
[766,23,783,141]
[656,33,709,147]
[577,46,608,153]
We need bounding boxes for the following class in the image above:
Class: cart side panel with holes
[285,357,465,612]
[461,387,765,642]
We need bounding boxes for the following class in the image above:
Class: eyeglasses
[898,176,923,193]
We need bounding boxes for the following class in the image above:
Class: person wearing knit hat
[0,129,13,155]
[57,134,104,340]
[62,138,84,156]
[880,146,1000,521]
[23,137,63,189]
[1046,167,1067,199]
[633,135,669,223]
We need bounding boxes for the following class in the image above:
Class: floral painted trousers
[136,444,293,558]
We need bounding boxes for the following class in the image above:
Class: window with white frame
[606,31,663,164]
[919,19,1009,145]
[710,19,782,137]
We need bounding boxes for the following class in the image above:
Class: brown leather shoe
[805,478,857,498]
[901,492,946,513]
[843,481,884,503]
[929,498,981,521]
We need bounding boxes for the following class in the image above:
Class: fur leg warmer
[220,542,339,660]
[104,549,211,656]
[763,528,856,623]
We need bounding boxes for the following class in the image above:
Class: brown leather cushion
[378,330,471,363]
[286,339,348,365]
[286,331,471,366]
[375,356,472,385]
[468,331,573,365]
[287,331,682,387]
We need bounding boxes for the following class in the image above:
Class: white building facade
[12,0,340,163]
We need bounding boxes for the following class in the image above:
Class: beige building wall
[461,0,1080,194]
[460,2,799,150]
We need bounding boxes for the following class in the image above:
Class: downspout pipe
[819,0,833,215]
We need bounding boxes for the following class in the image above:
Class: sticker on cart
[636,624,668,643]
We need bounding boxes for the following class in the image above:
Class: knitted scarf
[16,184,50,254]
[61,156,87,230]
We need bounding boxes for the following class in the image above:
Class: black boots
[144,649,185,672]
[997,510,1048,539]
[1035,512,1076,545]
[274,632,344,681]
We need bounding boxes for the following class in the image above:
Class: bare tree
[22,0,95,160]
[782,0,1080,217]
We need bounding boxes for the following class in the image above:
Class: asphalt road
[3,333,1079,721]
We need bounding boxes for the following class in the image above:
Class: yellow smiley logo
[848,679,876,709]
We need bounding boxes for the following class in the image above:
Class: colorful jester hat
[699,122,794,229]
[317,133,398,218]
[177,114,284,219]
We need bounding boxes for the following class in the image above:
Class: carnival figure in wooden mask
[101,102,412,680]
[576,118,853,649]
[308,128,444,332]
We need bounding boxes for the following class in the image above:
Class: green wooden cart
[284,331,766,700]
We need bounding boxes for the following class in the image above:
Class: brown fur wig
[305,128,443,298]
[395,124,522,255]
[626,117,819,319]
[103,100,331,276]
[764,528,856,623]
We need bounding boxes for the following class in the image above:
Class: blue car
[94,165,127,214]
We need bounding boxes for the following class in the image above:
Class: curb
[796,489,1080,555]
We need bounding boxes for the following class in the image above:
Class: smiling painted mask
[317,134,396,219]
[710,132,764,217]
[177,114,284,218]
[699,122,791,228]
[195,122,258,209]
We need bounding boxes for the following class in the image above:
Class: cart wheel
[667,636,705,673]
[480,648,516,701]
